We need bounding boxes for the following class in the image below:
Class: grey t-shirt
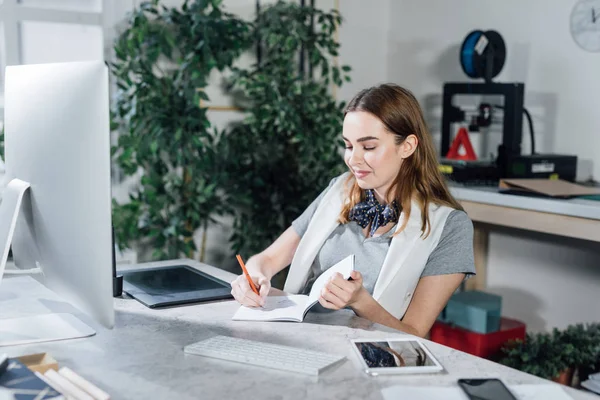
[292,177,476,295]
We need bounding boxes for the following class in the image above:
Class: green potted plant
[500,323,600,387]
[499,331,571,384]
[110,0,252,261]
[561,323,600,385]
[221,0,351,285]
[551,327,579,386]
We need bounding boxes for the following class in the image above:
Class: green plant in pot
[560,323,600,384]
[551,327,579,386]
[584,323,600,377]
[500,331,570,383]
[221,0,351,285]
[500,324,600,387]
[110,0,252,260]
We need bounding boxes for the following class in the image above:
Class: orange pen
[236,254,260,296]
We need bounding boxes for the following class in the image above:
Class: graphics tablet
[122,264,233,308]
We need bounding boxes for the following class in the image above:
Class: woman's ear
[399,134,418,158]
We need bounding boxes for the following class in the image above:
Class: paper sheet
[306,254,354,306]
[581,379,600,394]
[231,295,308,322]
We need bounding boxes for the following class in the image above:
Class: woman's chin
[355,178,374,190]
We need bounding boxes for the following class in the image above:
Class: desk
[450,185,600,291]
[0,259,597,400]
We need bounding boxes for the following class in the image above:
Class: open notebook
[232,254,355,322]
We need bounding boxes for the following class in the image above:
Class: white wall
[20,0,102,12]
[487,229,600,332]
[337,0,392,103]
[20,21,103,65]
[336,0,600,332]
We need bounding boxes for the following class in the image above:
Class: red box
[430,317,526,360]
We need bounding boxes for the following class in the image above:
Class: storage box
[439,290,502,334]
[430,317,526,360]
[16,353,58,374]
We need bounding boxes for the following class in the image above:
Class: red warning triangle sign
[446,127,477,161]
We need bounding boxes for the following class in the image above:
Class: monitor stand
[0,313,95,347]
[0,178,96,347]
[0,178,34,279]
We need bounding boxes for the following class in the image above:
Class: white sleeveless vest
[283,173,453,320]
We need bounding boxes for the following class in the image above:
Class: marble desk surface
[0,259,597,400]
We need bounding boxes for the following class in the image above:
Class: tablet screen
[122,265,233,308]
[353,340,437,368]
[124,266,225,295]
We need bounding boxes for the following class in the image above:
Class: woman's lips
[354,170,370,179]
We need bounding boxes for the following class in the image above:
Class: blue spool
[461,31,482,78]
[459,29,505,82]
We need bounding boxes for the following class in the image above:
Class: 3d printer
[439,30,577,184]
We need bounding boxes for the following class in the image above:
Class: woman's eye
[345,146,353,150]
[364,147,375,151]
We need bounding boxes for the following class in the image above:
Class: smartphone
[457,378,518,400]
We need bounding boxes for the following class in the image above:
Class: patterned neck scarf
[349,189,400,237]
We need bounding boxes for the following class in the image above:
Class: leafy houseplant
[110,0,252,260]
[499,323,600,386]
[558,323,600,384]
[222,1,351,278]
[500,331,569,382]
[558,324,600,370]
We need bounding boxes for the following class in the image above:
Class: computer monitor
[0,61,114,331]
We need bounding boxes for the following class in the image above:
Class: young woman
[230,83,475,337]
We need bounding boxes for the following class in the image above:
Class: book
[232,254,355,322]
[0,358,63,400]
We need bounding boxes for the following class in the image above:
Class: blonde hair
[338,83,463,237]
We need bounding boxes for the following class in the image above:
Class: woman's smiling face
[342,111,406,202]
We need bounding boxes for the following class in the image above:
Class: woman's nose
[348,149,363,166]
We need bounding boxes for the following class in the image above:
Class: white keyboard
[183,335,346,376]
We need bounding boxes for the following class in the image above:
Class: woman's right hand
[229,227,300,307]
[231,269,271,308]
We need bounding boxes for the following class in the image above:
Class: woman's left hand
[319,270,368,310]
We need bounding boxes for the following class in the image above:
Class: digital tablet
[350,338,444,376]
[122,264,233,308]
